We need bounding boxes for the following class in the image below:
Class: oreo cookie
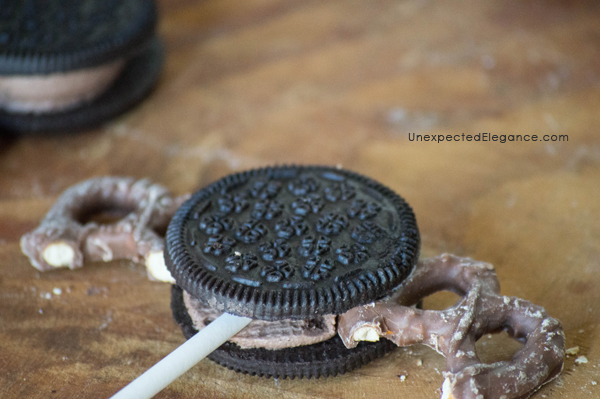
[166,165,420,321]
[0,0,162,133]
[171,285,397,379]
[166,165,420,377]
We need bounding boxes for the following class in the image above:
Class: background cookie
[0,0,161,133]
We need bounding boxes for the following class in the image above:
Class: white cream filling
[0,59,125,114]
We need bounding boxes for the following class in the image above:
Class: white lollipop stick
[110,313,252,399]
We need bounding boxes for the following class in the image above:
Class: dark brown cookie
[165,165,420,321]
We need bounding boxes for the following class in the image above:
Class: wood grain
[1,0,599,398]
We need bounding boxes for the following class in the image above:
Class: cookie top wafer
[165,165,420,321]
[0,0,156,74]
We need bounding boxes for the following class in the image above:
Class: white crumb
[565,346,580,356]
[575,356,588,365]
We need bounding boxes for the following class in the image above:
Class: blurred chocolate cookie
[0,0,162,133]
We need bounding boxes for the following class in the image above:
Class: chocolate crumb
[86,287,102,296]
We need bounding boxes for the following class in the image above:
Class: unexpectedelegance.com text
[408,133,568,144]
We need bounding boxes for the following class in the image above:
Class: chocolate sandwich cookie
[165,165,420,377]
[171,285,397,379]
[0,0,162,133]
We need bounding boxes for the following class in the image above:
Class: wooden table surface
[1,0,599,398]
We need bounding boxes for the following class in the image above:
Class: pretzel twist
[338,254,565,399]
[20,177,189,282]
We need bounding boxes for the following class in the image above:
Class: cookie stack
[165,165,421,377]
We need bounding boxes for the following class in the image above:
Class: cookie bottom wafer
[171,285,396,379]
[0,38,163,134]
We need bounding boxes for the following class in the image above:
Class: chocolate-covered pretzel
[338,254,565,399]
[20,176,188,282]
